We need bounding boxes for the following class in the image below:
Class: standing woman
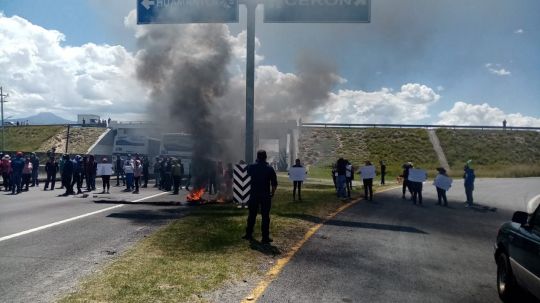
[289,159,306,201]
[1,155,12,192]
[124,159,134,192]
[433,167,452,206]
[22,156,33,191]
[98,157,113,194]
[359,161,375,201]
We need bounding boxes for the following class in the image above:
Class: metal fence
[300,122,540,131]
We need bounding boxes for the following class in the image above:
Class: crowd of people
[0,149,236,199]
[330,157,476,207]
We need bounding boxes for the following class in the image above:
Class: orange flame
[187,188,205,202]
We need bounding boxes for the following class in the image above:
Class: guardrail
[300,123,540,131]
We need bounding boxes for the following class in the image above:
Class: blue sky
[0,0,539,125]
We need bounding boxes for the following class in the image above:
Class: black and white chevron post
[233,164,251,206]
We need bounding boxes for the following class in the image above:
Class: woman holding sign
[288,159,306,201]
[408,166,428,205]
[97,158,113,194]
[433,167,452,206]
[359,161,375,201]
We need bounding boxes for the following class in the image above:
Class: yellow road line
[241,186,400,302]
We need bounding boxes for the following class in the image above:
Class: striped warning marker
[233,164,251,205]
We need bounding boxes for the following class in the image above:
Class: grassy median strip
[59,177,370,303]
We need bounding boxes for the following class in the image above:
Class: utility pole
[244,1,257,164]
[65,124,71,154]
[0,86,9,151]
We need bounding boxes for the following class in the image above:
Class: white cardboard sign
[408,168,427,182]
[288,167,307,181]
[433,174,453,191]
[97,163,114,176]
[359,165,376,179]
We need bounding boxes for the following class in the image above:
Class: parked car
[494,197,540,301]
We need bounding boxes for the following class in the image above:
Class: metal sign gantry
[137,0,370,164]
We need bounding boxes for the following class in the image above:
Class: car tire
[497,252,517,302]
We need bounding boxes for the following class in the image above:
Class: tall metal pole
[245,1,256,164]
[65,124,71,154]
[0,86,8,152]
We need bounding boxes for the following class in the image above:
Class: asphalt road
[258,178,540,303]
[0,182,188,303]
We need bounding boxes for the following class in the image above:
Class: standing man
[464,160,476,207]
[171,158,184,195]
[243,150,278,244]
[115,155,124,187]
[380,160,386,185]
[10,152,25,195]
[61,154,74,196]
[142,156,150,188]
[44,157,59,191]
[345,160,353,198]
[30,152,40,187]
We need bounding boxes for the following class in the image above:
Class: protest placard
[288,167,307,181]
[359,165,376,179]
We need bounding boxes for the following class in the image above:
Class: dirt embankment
[39,127,107,154]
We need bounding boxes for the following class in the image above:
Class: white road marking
[0,191,169,243]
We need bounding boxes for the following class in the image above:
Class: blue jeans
[337,175,347,198]
[126,173,134,190]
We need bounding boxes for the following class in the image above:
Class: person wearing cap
[1,154,12,192]
[11,152,25,194]
[433,167,452,206]
[133,159,143,194]
[463,160,476,207]
[44,157,59,191]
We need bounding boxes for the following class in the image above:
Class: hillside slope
[2,125,106,155]
[299,127,439,179]
[299,127,540,179]
[436,129,540,177]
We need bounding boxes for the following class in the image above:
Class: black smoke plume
[135,24,233,189]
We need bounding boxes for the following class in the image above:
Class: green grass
[299,127,440,180]
[436,129,540,177]
[59,178,363,303]
[2,125,64,151]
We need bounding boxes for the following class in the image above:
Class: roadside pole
[244,1,257,164]
[0,86,8,151]
[65,124,71,154]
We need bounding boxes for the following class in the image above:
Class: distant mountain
[7,112,76,125]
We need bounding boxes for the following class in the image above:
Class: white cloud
[514,28,524,34]
[0,13,147,120]
[310,83,440,123]
[438,101,540,127]
[485,63,511,76]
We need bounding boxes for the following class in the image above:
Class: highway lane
[0,184,188,303]
[258,178,540,303]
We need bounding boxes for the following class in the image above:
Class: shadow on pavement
[278,213,428,234]
[107,208,184,224]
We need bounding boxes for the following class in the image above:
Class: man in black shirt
[243,150,278,244]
